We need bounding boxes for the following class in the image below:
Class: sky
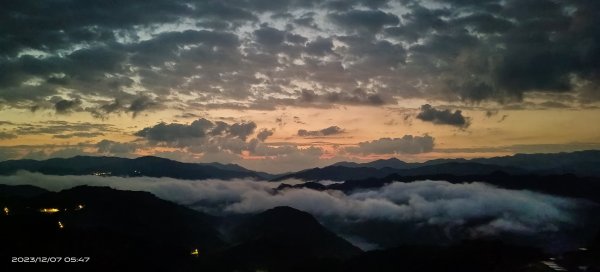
[0,0,599,173]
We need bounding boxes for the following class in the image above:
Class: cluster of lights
[39,204,85,214]
[4,203,87,231]
[92,172,112,176]
[40,208,60,213]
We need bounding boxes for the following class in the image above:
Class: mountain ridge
[0,155,275,180]
[327,150,600,177]
[1,150,599,181]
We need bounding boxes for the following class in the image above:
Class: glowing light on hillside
[58,221,64,229]
[40,208,60,213]
[3,207,9,215]
[190,248,199,256]
[76,204,85,210]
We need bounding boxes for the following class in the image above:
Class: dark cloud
[254,25,286,47]
[325,0,391,10]
[0,132,17,140]
[92,99,123,118]
[134,118,257,144]
[293,13,319,29]
[329,10,400,32]
[256,129,275,141]
[384,5,449,42]
[227,122,257,141]
[345,135,435,155]
[128,96,158,118]
[292,116,306,124]
[12,121,116,136]
[54,99,81,114]
[298,126,344,137]
[175,112,202,119]
[286,33,308,44]
[298,89,395,106]
[305,37,334,56]
[52,132,105,139]
[454,13,514,34]
[0,0,599,115]
[134,119,213,143]
[416,104,470,128]
[130,29,240,66]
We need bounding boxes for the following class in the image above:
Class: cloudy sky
[0,0,599,172]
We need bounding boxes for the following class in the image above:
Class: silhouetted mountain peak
[226,206,362,262]
[256,206,320,228]
[133,155,172,162]
[234,206,325,237]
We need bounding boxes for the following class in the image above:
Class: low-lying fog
[2,171,595,251]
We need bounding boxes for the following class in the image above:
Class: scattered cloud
[0,132,17,140]
[345,135,434,155]
[298,126,344,137]
[54,99,81,114]
[329,9,400,33]
[134,118,258,147]
[416,104,470,128]
[256,128,275,141]
[52,132,105,139]
[96,140,138,155]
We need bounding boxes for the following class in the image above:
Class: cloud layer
[0,172,586,246]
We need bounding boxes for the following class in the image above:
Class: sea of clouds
[0,171,590,248]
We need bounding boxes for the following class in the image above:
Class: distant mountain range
[0,155,275,180]
[333,150,600,174]
[280,150,600,181]
[0,150,599,182]
[273,162,528,181]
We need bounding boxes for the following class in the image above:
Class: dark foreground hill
[217,206,362,271]
[0,185,356,272]
[342,241,544,272]
[0,185,224,271]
